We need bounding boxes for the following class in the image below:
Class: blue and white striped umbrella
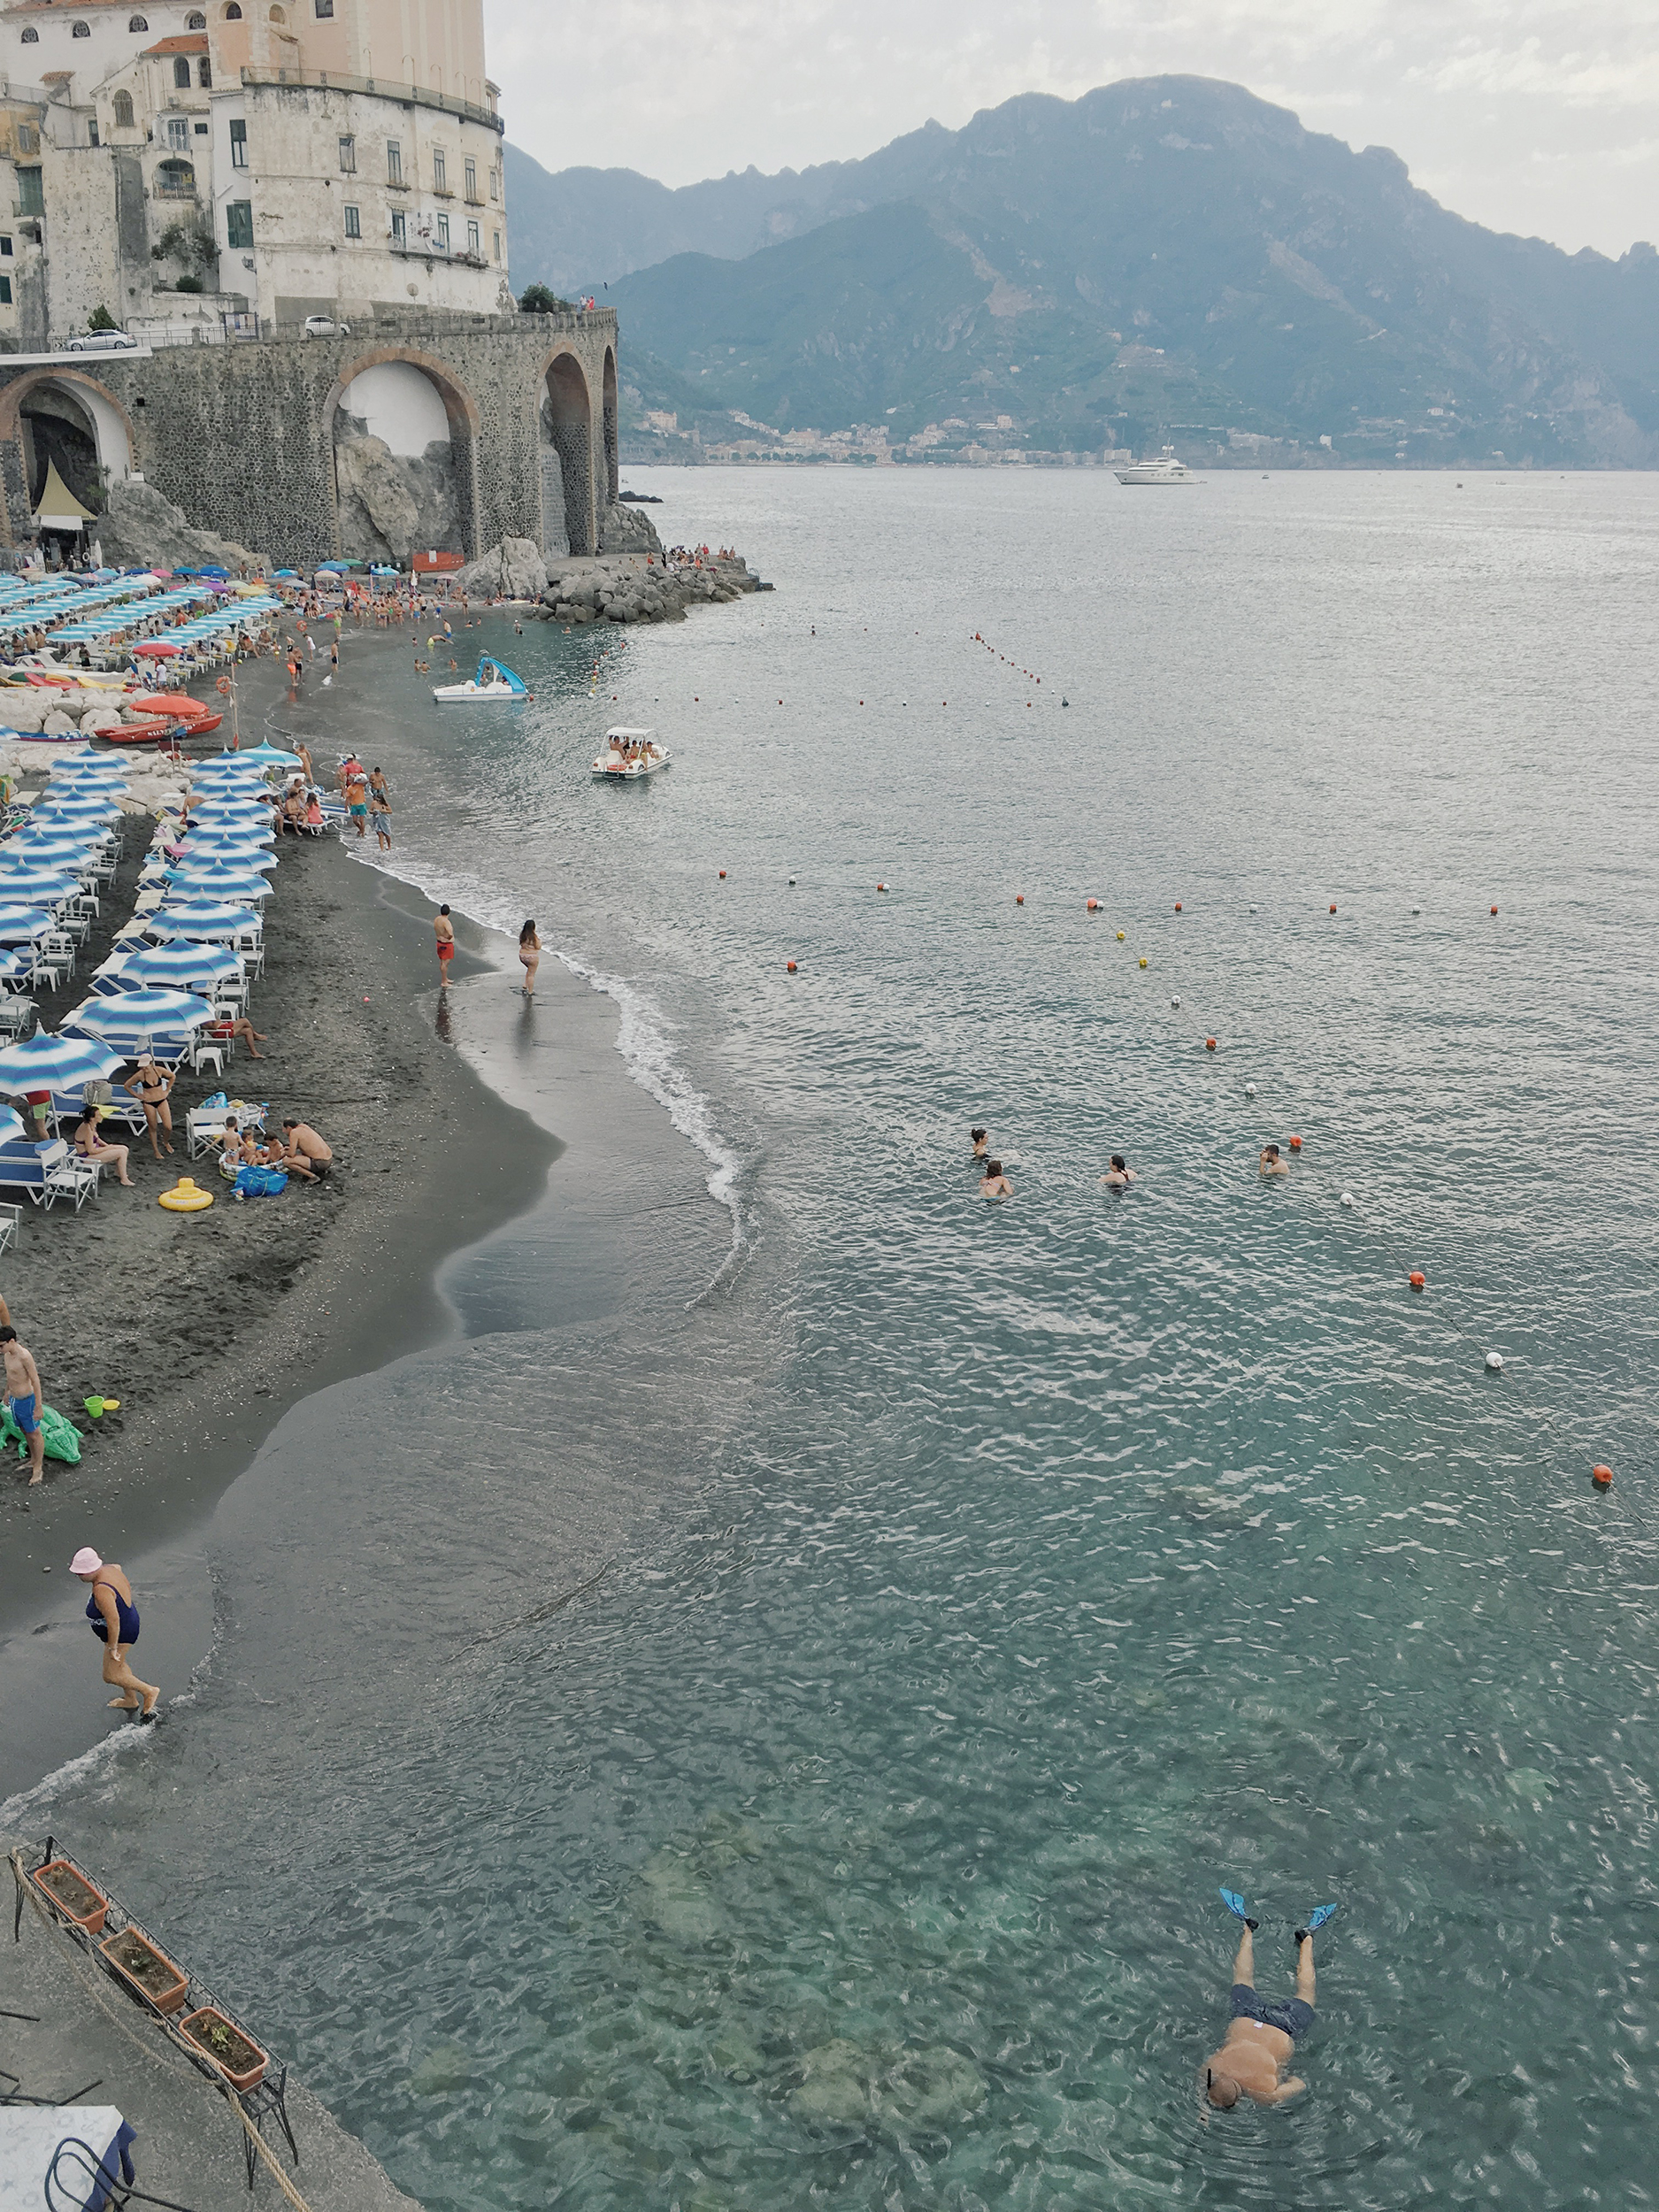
[165,844,278,872]
[34,791,122,816]
[164,871,273,901]
[0,871,81,903]
[65,988,217,1040]
[3,837,104,867]
[105,942,240,989]
[0,905,55,944]
[205,742,299,769]
[148,905,260,943]
[0,1031,126,1093]
[0,1105,25,1144]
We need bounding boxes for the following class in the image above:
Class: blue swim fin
[1219,1887,1250,1920]
[1305,1902,1339,1932]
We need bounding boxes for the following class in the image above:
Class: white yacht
[592,726,670,780]
[1114,447,1195,485]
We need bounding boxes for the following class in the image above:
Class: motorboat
[592,726,670,780]
[1114,446,1196,485]
[432,654,531,703]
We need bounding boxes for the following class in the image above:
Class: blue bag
[234,1164,288,1197]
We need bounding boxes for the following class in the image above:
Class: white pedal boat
[593,726,670,780]
[433,654,531,703]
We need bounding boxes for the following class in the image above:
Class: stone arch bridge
[0,309,621,568]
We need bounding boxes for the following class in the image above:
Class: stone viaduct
[0,306,619,568]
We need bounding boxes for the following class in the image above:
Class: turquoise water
[33,470,1659,2207]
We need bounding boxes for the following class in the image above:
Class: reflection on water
[41,471,1659,2208]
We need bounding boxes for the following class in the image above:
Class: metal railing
[240,64,503,134]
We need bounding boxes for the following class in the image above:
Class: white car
[302,315,350,338]
[64,327,139,352]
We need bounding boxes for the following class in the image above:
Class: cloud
[483,0,1659,253]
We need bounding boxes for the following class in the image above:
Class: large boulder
[96,480,259,573]
[333,433,421,565]
[453,538,548,601]
[601,499,664,556]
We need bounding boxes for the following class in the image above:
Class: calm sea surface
[27,468,1659,2208]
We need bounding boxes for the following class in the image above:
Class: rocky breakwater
[538,549,764,627]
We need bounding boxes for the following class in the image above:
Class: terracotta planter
[99,1925,189,2013]
[31,1858,109,1936]
[179,2005,268,2091]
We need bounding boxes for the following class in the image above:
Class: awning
[34,462,96,531]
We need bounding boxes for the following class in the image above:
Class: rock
[79,708,127,733]
[452,537,548,602]
[601,498,664,557]
[42,710,74,736]
[96,480,259,573]
[789,2040,875,2131]
[333,415,459,565]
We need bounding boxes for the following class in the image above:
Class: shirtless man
[1260,1144,1290,1178]
[434,903,455,987]
[1201,1920,1317,2110]
[2,1325,45,1486]
[278,1118,332,1183]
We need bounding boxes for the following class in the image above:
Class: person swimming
[971,1126,989,1160]
[1100,1153,1136,1190]
[979,1158,1013,1198]
[1260,1144,1290,1178]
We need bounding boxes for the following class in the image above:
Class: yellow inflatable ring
[158,1177,214,1212]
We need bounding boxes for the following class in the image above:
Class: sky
[484,0,1658,257]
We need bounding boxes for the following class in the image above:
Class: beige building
[0,0,510,347]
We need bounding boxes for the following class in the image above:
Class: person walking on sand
[69,1548,159,1720]
[518,918,541,997]
[126,1055,175,1158]
[1201,1916,1322,2110]
[2,1325,45,1486]
[434,904,455,987]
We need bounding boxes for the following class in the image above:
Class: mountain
[508,78,1659,466]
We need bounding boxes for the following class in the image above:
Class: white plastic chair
[189,1035,226,1078]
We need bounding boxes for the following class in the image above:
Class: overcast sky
[484,0,1656,257]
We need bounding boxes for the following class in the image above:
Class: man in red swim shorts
[434,903,455,987]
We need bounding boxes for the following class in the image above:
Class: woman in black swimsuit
[126,1056,175,1159]
[70,1547,160,1719]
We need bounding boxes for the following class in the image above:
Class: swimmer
[979,1158,1013,1198]
[970,1125,989,1160]
[1100,1153,1136,1190]
[1260,1144,1290,1178]
[1201,1919,1317,2109]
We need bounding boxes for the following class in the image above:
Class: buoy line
[971,631,1046,691]
[1081,893,1627,1511]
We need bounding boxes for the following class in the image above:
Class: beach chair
[0,1137,86,1209]
[0,996,36,1035]
[0,1200,19,1253]
[188,1032,226,1078]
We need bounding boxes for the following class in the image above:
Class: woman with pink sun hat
[69,1548,160,1721]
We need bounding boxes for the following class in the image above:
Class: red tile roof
[142,33,209,53]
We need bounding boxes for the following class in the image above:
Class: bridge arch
[0,369,135,549]
[319,347,482,562]
[539,349,595,556]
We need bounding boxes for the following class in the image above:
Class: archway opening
[11,375,134,556]
[331,360,463,563]
[541,354,593,556]
[602,347,618,507]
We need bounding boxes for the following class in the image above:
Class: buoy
[1329,902,1337,914]
[1205,1037,1217,1051]
[1016,894,1024,905]
[1410,905,1421,916]
[158,1177,213,1213]
[1244,1082,1256,1097]
[788,877,795,886]
[1139,956,1148,968]
[1116,930,1125,941]
[1485,1352,1503,1372]
[1174,902,1182,912]
[1490,904,1498,916]
[1340,1191,1355,1208]
[786,960,797,973]
[1248,904,1257,913]
[877,882,887,893]
[1288,1135,1302,1151]
[718,869,726,879]
[1087,897,1100,911]
[1592,1463,1613,1490]
[1170,996,1180,1008]
[1409,1271,1425,1291]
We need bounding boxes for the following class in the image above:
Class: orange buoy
[1490,904,1498,915]
[718,869,726,879]
[1329,902,1337,914]
[1592,1463,1613,1489]
[1016,894,1024,905]
[877,882,887,893]
[1288,1134,1302,1151]
[1205,1037,1217,1051]
[1087,897,1100,912]
[1409,1271,1425,1291]
[1174,902,1182,912]
[786,960,797,973]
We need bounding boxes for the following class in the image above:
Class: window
[223,3,242,18]
[466,219,480,257]
[187,9,206,23]
[194,119,208,134]
[157,156,195,191]
[225,199,253,249]
[0,276,11,306]
[464,157,476,200]
[88,119,100,146]
[390,209,405,246]
[434,212,449,250]
[343,203,360,239]
[198,57,211,86]
[269,4,286,19]
[19,27,37,42]
[16,169,43,216]
[229,117,247,166]
[489,165,498,202]
[432,149,446,191]
[128,13,150,28]
[337,132,354,171]
[386,139,402,184]
[0,236,12,256]
[173,57,191,88]
[315,0,334,12]
[167,116,189,150]
[73,19,91,35]
[113,90,134,127]
[493,228,502,262]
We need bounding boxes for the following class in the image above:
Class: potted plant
[178,2005,268,2091]
[98,1925,189,2013]
[30,1858,109,1935]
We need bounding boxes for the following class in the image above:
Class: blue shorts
[1231,1985,1315,2042]
[10,1393,38,1436]
[349,803,368,818]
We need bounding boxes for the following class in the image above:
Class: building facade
[0,0,511,348]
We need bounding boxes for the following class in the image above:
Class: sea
[13,466,1659,2209]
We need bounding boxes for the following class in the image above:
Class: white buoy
[1171,996,1180,1008]
[1340,1191,1356,1208]
[1486,1351,1504,1372]
[1410,906,1421,916]
[788,877,796,886]
[1248,904,1257,913]
[1245,1083,1257,1098]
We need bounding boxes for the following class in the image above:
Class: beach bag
[234,1164,288,1197]
[202,1090,227,1110]
[0,1400,82,1463]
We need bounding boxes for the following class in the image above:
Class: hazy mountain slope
[590,79,1659,465]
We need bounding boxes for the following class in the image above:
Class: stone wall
[0,306,617,569]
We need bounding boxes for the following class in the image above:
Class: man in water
[2,1325,45,1486]
[1201,1919,1317,2109]
[1260,1144,1290,1178]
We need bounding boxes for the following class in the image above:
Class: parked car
[302,315,350,338]
[64,327,139,352]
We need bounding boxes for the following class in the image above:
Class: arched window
[157,157,196,192]
[173,55,190,86]
[223,2,242,17]
[128,13,149,28]
[19,25,37,41]
[112,90,134,127]
[269,3,286,19]
[73,19,91,35]
[187,9,206,24]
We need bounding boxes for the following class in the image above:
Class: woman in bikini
[518,918,541,998]
[70,1548,160,1719]
[126,1055,175,1159]
[73,1104,135,1187]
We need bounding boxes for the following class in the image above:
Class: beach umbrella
[164,871,273,902]
[0,868,82,902]
[0,1031,126,1094]
[148,906,259,943]
[225,742,301,769]
[0,906,54,944]
[187,796,273,819]
[0,1104,24,1143]
[134,641,181,657]
[155,899,260,926]
[33,794,121,819]
[103,942,240,990]
[187,761,276,787]
[65,988,216,1040]
[168,843,276,871]
[48,758,128,780]
[3,835,103,865]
